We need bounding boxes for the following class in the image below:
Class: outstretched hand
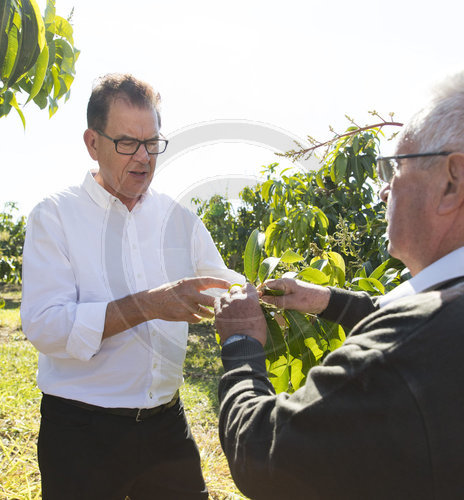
[150,276,231,323]
[103,276,231,339]
[260,278,331,315]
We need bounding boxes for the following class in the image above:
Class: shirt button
[149,392,153,399]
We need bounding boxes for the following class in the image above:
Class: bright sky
[1,0,463,216]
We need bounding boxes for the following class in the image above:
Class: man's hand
[214,284,267,346]
[260,278,331,314]
[103,276,231,339]
[149,276,230,323]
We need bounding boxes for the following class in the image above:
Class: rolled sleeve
[66,301,108,361]
[21,201,108,361]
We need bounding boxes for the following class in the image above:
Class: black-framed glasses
[96,129,169,155]
[376,151,453,183]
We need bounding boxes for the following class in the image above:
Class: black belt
[45,391,179,422]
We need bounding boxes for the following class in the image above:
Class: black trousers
[38,394,208,500]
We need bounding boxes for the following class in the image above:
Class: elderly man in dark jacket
[214,71,464,500]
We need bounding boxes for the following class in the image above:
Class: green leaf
[30,0,46,51]
[315,168,325,189]
[310,258,329,273]
[27,44,49,101]
[334,154,348,183]
[351,156,363,186]
[352,277,385,295]
[243,228,265,283]
[264,221,281,257]
[313,207,329,235]
[44,0,56,26]
[317,319,346,351]
[51,65,60,98]
[267,354,290,393]
[7,0,41,86]
[284,309,312,358]
[263,308,287,363]
[261,179,274,202]
[0,91,12,117]
[32,86,48,109]
[289,356,306,391]
[48,95,58,117]
[258,256,281,283]
[54,39,75,74]
[327,251,346,287]
[280,249,304,264]
[54,15,73,45]
[303,336,323,362]
[9,91,25,128]
[297,267,330,286]
[361,155,375,179]
[1,12,20,81]
[369,259,393,281]
[0,298,5,309]
[327,252,345,274]
[0,1,14,73]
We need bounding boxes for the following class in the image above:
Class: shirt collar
[82,170,148,211]
[377,246,464,308]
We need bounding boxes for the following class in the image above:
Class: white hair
[400,71,464,154]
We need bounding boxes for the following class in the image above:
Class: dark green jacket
[219,282,464,499]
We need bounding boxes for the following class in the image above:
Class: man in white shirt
[214,72,464,499]
[21,73,242,499]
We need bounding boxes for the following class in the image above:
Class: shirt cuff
[66,301,108,361]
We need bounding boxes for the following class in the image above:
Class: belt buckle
[136,408,143,422]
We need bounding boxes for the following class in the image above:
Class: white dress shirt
[377,246,464,308]
[21,171,244,408]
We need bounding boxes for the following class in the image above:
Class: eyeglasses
[376,151,452,183]
[96,129,169,155]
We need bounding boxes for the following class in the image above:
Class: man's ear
[83,129,99,161]
[438,153,464,215]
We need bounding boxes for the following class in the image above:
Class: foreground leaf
[258,256,281,283]
[297,267,330,286]
[262,307,287,363]
[244,228,265,283]
[267,354,290,393]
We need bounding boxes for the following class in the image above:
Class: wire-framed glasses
[376,151,453,183]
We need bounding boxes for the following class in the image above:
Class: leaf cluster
[242,228,406,394]
[0,0,79,127]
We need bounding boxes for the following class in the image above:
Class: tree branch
[298,121,403,156]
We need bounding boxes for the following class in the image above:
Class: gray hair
[400,71,464,154]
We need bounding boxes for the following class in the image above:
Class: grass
[0,285,247,500]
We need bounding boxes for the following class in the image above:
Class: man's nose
[380,183,390,203]
[133,143,150,162]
